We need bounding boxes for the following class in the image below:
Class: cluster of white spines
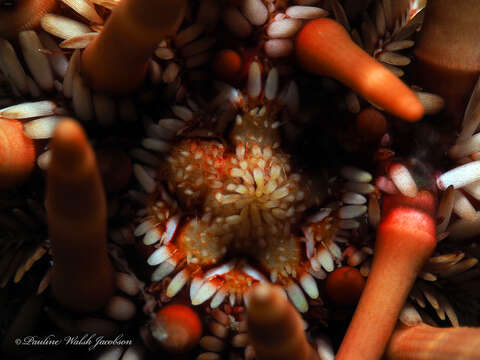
[223,0,328,58]
[198,308,252,360]
[0,100,62,169]
[132,62,324,314]
[332,0,445,115]
[153,0,220,85]
[437,78,480,240]
[0,0,220,131]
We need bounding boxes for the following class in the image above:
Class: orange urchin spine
[0,0,57,39]
[0,118,36,188]
[81,0,187,93]
[248,284,319,360]
[296,18,424,122]
[386,323,480,360]
[46,119,115,312]
[337,192,437,360]
[414,0,480,120]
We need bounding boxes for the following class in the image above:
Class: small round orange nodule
[213,49,243,81]
[356,107,387,142]
[326,266,365,307]
[151,304,202,354]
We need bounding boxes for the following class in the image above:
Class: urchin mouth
[164,132,311,277]
[140,132,314,309]
[135,63,342,314]
[173,210,304,271]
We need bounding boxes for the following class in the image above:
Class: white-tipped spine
[437,161,480,190]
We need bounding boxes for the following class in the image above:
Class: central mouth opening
[160,101,317,285]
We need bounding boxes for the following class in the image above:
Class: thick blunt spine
[336,192,436,360]
[46,119,115,312]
